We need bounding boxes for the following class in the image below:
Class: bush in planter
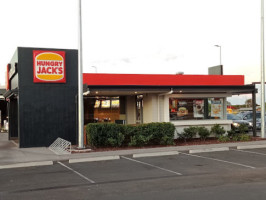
[227,129,237,138]
[238,124,249,134]
[148,123,175,145]
[197,127,210,141]
[218,135,230,142]
[239,134,251,141]
[227,125,249,141]
[211,124,226,137]
[128,123,175,146]
[178,126,198,142]
[86,123,125,147]
[87,122,175,148]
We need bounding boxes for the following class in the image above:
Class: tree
[245,99,252,107]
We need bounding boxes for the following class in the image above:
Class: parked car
[237,111,265,130]
[255,118,266,130]
[227,114,252,130]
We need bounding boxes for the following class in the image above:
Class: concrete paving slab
[2,132,266,167]
[133,151,179,158]
[237,144,266,150]
[69,155,120,163]
[189,147,229,154]
[0,161,53,169]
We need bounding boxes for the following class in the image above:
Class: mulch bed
[77,136,266,153]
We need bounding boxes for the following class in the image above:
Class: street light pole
[214,45,222,66]
[78,0,84,148]
[261,0,265,138]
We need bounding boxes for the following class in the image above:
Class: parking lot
[1,147,266,200]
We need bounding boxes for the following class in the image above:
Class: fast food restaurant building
[5,47,256,148]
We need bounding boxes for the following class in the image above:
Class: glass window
[169,98,223,121]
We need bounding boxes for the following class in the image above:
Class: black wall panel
[17,47,78,147]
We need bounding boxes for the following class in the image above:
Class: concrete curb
[189,147,229,154]
[0,161,53,169]
[69,155,120,164]
[133,151,179,158]
[237,144,266,150]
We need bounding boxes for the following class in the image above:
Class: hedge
[86,122,175,148]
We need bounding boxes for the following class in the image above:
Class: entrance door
[136,95,143,124]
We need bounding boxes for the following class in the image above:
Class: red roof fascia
[83,73,244,86]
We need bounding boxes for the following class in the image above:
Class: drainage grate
[49,137,71,155]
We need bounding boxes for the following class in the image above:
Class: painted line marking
[133,151,179,158]
[58,161,95,184]
[189,147,229,154]
[0,161,53,169]
[180,152,256,169]
[232,149,266,156]
[121,156,182,176]
[69,155,120,164]
[237,144,266,150]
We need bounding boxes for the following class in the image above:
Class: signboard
[193,100,204,118]
[211,99,223,118]
[33,50,66,83]
[6,64,10,90]
[177,101,188,117]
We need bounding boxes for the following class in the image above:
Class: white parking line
[58,161,95,184]
[121,156,182,176]
[232,149,266,156]
[180,152,256,169]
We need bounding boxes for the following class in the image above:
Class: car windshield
[227,114,242,120]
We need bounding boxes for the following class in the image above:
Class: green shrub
[211,124,226,136]
[227,129,237,138]
[238,124,249,134]
[86,122,175,148]
[148,123,175,145]
[178,126,198,142]
[86,123,125,147]
[218,135,230,142]
[128,123,175,146]
[239,134,251,141]
[198,127,210,141]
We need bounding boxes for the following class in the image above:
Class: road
[1,147,266,200]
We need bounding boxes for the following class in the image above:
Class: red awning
[83,73,244,86]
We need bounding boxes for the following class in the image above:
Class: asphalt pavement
[2,132,266,199]
[2,147,266,199]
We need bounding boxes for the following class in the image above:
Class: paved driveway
[1,147,266,200]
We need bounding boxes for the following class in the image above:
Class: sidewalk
[1,132,266,168]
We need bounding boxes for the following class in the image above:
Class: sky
[0,0,263,104]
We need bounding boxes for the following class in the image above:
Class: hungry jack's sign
[33,50,66,83]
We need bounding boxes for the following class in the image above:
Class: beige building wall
[126,96,136,124]
[143,94,159,123]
